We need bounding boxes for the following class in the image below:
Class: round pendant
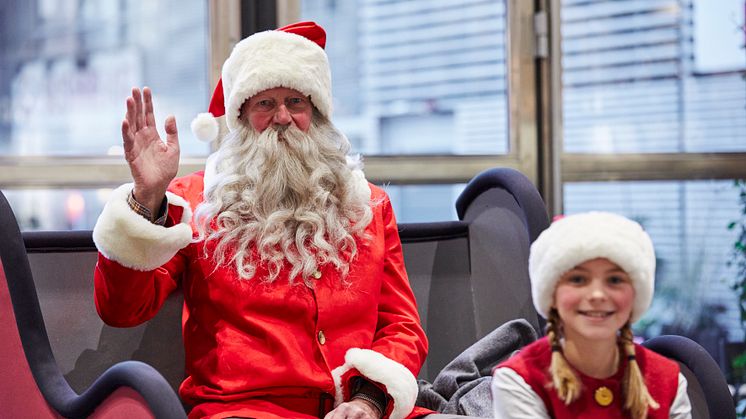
[594,386,613,407]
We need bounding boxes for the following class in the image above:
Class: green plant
[734,351,746,382]
[728,179,746,329]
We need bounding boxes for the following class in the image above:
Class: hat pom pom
[191,112,219,142]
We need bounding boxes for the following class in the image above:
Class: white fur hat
[529,211,656,323]
[191,21,332,142]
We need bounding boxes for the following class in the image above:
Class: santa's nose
[273,104,292,126]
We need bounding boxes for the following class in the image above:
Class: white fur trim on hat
[331,348,417,419]
[529,211,656,323]
[190,112,220,142]
[222,30,332,133]
[92,183,193,271]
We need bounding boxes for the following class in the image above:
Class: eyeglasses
[248,95,312,114]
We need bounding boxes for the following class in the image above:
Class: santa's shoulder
[166,171,206,209]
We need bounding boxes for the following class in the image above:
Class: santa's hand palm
[126,124,178,189]
[121,87,180,210]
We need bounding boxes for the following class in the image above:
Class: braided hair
[547,310,659,418]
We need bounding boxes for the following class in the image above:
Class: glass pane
[301,0,509,156]
[4,188,117,230]
[564,180,743,375]
[0,0,210,157]
[562,0,746,153]
[384,184,464,223]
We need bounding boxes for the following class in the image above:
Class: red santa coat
[92,171,431,419]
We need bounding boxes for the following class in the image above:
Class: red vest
[498,337,679,419]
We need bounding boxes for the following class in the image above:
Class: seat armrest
[643,335,735,419]
[55,361,186,418]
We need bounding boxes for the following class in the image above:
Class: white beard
[194,117,372,285]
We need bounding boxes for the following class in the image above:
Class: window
[0,0,211,229]
[303,0,510,157]
[559,0,746,371]
[300,0,538,221]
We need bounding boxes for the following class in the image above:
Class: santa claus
[92,21,429,419]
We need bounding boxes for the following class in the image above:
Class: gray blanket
[416,319,538,417]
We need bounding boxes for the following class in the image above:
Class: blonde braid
[546,309,582,404]
[620,323,659,419]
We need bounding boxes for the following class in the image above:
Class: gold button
[594,386,613,407]
[317,330,326,345]
[313,270,322,279]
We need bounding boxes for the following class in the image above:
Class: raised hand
[121,87,180,215]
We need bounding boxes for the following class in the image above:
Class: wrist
[132,187,166,215]
[351,378,386,417]
[349,396,383,418]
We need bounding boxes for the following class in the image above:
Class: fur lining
[190,112,219,142]
[223,30,332,133]
[202,152,219,194]
[331,348,418,419]
[92,183,193,271]
[349,169,371,208]
[529,211,655,322]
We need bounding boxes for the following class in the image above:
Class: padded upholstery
[0,190,187,418]
[643,335,736,419]
[403,168,548,382]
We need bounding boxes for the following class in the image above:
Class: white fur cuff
[331,348,418,419]
[92,183,193,271]
[350,169,371,205]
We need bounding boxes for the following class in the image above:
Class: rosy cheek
[250,115,270,133]
[619,290,636,311]
[293,116,311,132]
[553,287,581,312]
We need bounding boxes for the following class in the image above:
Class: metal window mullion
[506,0,541,188]
[561,152,746,182]
[0,157,206,189]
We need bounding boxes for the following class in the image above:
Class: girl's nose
[588,280,608,301]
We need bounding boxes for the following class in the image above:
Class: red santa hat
[191,21,331,142]
[528,211,656,323]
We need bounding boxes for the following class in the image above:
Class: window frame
[0,0,542,193]
[5,0,741,217]
[546,0,746,215]
[0,1,241,190]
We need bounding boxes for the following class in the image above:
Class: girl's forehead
[572,257,623,271]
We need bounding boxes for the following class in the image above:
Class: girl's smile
[553,257,636,344]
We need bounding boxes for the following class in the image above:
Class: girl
[491,212,692,419]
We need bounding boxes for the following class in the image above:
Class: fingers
[164,115,180,148]
[125,96,136,132]
[143,87,156,127]
[121,120,134,153]
[132,87,145,130]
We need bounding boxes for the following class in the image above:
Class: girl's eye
[608,275,628,285]
[566,274,586,285]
